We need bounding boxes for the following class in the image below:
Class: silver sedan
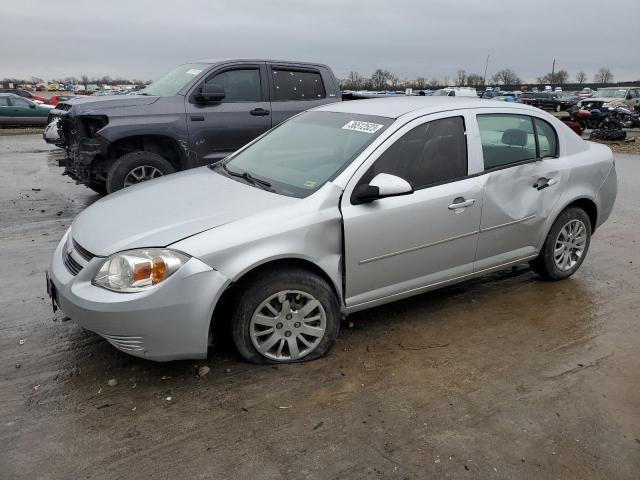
[48,97,617,363]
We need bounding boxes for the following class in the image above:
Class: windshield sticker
[342,120,384,134]
[303,180,317,188]
[185,69,202,75]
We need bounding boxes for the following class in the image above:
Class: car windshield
[217,111,393,198]
[596,89,627,98]
[433,89,452,96]
[140,63,209,96]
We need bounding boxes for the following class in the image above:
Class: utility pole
[483,54,490,87]
[551,58,556,87]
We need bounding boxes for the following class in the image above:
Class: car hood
[70,167,297,257]
[66,95,160,115]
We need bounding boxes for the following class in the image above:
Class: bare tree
[370,69,394,90]
[347,71,364,90]
[466,73,484,87]
[594,67,614,84]
[443,75,451,86]
[429,77,440,87]
[575,71,587,85]
[491,69,521,85]
[455,69,467,87]
[414,76,427,89]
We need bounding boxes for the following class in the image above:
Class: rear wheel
[106,151,176,193]
[231,268,340,364]
[530,207,591,280]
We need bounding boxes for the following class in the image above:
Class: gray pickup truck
[48,59,341,193]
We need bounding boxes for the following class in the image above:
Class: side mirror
[29,103,36,109]
[352,173,413,204]
[196,83,225,102]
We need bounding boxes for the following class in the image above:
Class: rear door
[472,111,570,271]
[0,97,11,124]
[341,112,483,308]
[185,62,272,165]
[267,63,339,127]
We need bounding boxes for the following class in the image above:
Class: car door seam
[358,230,479,265]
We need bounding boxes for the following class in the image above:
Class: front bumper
[49,231,230,361]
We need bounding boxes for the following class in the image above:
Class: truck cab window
[206,69,261,102]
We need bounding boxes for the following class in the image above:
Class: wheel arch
[209,257,342,336]
[105,134,188,171]
[562,197,598,233]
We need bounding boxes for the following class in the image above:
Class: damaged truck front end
[57,110,110,186]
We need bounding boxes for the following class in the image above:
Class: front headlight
[93,248,190,292]
[602,102,609,107]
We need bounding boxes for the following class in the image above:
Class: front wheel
[231,268,341,364]
[530,207,591,280]
[106,151,176,193]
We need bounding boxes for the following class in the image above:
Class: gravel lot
[1,135,639,480]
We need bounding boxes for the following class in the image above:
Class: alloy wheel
[249,290,326,361]
[554,219,587,271]
[123,165,164,187]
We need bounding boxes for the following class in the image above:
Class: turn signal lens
[93,249,190,292]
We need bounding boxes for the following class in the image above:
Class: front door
[341,113,483,309]
[186,63,271,165]
[473,112,569,271]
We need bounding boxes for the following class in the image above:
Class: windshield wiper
[222,164,273,190]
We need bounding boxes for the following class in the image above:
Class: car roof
[315,97,542,119]
[0,93,18,97]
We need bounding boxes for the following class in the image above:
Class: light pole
[551,58,556,87]
[483,54,490,87]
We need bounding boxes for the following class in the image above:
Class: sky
[2,0,639,83]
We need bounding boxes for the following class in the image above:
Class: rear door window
[271,69,326,101]
[477,114,537,170]
[0,97,9,107]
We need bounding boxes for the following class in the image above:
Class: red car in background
[0,88,47,103]
[46,94,76,106]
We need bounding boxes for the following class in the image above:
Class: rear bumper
[49,231,230,361]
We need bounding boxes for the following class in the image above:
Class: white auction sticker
[185,69,202,75]
[342,120,384,134]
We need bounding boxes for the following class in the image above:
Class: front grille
[102,334,145,352]
[73,239,95,262]
[62,238,94,276]
[63,250,83,275]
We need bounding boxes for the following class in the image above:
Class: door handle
[190,114,204,121]
[448,197,476,210]
[250,108,270,116]
[533,177,557,190]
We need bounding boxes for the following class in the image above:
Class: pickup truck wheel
[231,268,340,364]
[106,151,176,193]
[530,207,591,281]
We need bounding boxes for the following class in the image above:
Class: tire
[555,104,562,112]
[529,207,591,281]
[87,180,107,195]
[231,268,341,364]
[106,151,176,193]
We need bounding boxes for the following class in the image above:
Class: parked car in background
[433,87,478,97]
[0,93,53,125]
[47,97,617,364]
[0,88,47,103]
[48,59,341,194]
[519,92,575,112]
[577,87,640,111]
[46,94,77,107]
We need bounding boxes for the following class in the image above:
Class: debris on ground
[198,366,210,377]
[107,379,118,387]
